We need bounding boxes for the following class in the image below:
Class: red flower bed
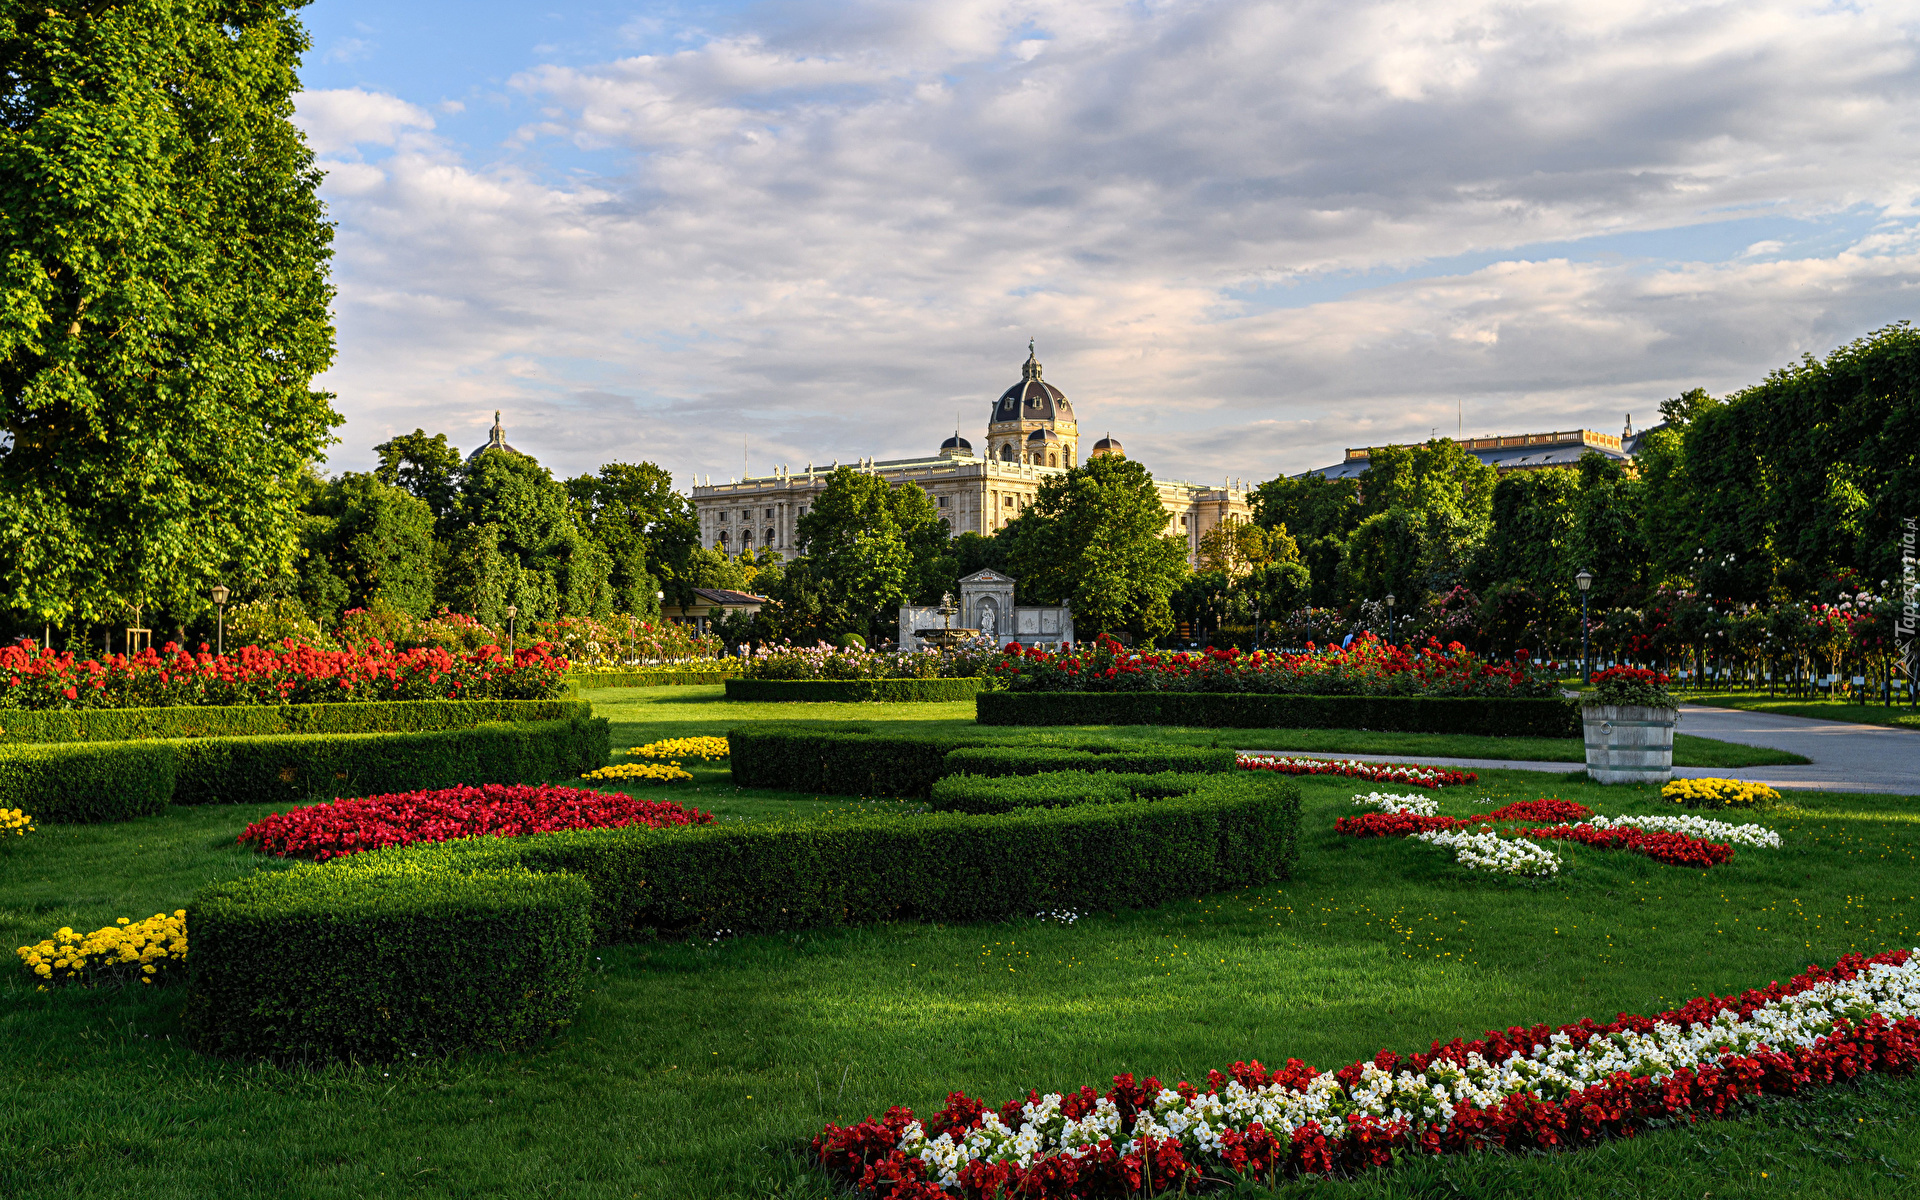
[1482,799,1591,823]
[0,640,568,710]
[1527,822,1734,868]
[238,784,713,860]
[1333,812,1468,838]
[1238,756,1478,788]
[814,950,1920,1197]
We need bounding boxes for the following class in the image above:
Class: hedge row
[723,677,989,703]
[567,669,739,689]
[941,743,1235,779]
[3,716,611,823]
[355,772,1301,942]
[186,862,592,1063]
[0,699,592,745]
[929,769,1241,815]
[728,724,996,797]
[977,691,1581,738]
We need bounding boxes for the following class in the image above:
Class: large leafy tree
[449,450,610,621]
[373,429,464,527]
[0,0,336,626]
[566,461,697,615]
[1476,468,1582,618]
[1003,455,1188,642]
[297,473,436,623]
[787,467,944,638]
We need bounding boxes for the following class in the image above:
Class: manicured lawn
[1684,692,1920,733]
[588,685,1809,768]
[4,700,1918,1198]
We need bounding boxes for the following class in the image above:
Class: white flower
[1581,814,1781,848]
[1351,792,1438,816]
[1416,827,1561,876]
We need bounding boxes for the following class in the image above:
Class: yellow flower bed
[1661,777,1782,810]
[16,911,188,989]
[626,736,730,762]
[1,807,33,838]
[580,761,694,784]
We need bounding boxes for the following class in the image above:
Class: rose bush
[1583,666,1675,709]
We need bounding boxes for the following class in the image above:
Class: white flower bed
[892,953,1920,1185]
[1582,813,1781,849]
[1414,827,1561,877]
[1350,792,1439,816]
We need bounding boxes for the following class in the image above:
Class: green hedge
[5,716,610,821]
[723,677,989,703]
[0,741,177,823]
[930,769,1240,815]
[567,669,739,689]
[0,699,592,744]
[728,723,997,797]
[354,773,1301,941]
[185,862,592,1062]
[941,743,1236,778]
[976,691,1581,737]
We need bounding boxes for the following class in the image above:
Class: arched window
[1001,444,1015,462]
[717,531,729,549]
[765,527,775,547]
[1048,452,1058,467]
[741,529,753,549]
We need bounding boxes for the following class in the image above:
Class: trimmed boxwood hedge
[567,669,739,689]
[941,743,1236,779]
[0,740,178,823]
[0,699,592,744]
[6,715,611,822]
[723,677,989,703]
[728,723,997,797]
[355,773,1301,941]
[930,769,1251,815]
[976,691,1580,738]
[185,862,592,1062]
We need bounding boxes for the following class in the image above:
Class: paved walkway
[1245,705,1919,795]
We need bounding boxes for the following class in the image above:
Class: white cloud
[305,0,1920,486]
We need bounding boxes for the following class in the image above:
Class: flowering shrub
[1584,666,1675,709]
[236,784,713,860]
[534,613,724,665]
[1,807,32,839]
[1334,811,1466,838]
[16,911,188,988]
[744,641,997,681]
[1237,755,1477,789]
[1337,799,1753,874]
[995,634,1561,698]
[0,640,568,710]
[816,950,1920,1196]
[580,762,694,784]
[1662,778,1781,810]
[627,736,731,762]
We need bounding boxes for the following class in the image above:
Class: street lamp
[1575,570,1593,684]
[505,605,518,653]
[211,585,230,656]
[1384,593,1396,646]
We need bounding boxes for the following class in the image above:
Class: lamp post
[1575,570,1592,685]
[211,585,230,656]
[1384,593,1396,646]
[505,605,517,653]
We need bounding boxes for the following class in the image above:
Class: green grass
[1684,692,1920,732]
[593,685,1809,767]
[6,699,1920,1197]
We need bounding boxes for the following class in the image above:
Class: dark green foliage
[722,678,986,703]
[564,462,693,615]
[727,723,995,797]
[0,699,590,744]
[0,0,338,626]
[450,451,612,622]
[1251,473,1361,542]
[357,779,1300,941]
[930,768,1135,812]
[184,863,591,1062]
[1,715,609,819]
[977,691,1581,737]
[0,739,175,822]
[941,743,1236,778]
[297,473,439,623]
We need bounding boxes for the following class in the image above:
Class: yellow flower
[624,736,730,762]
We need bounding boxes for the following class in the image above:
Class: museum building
[687,344,1252,566]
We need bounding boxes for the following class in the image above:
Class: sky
[294,0,1920,491]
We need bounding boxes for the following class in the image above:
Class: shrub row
[727,724,996,797]
[353,772,1301,942]
[723,678,989,703]
[941,743,1235,779]
[186,862,592,1063]
[0,699,592,744]
[2,716,612,823]
[567,669,740,689]
[930,768,1260,816]
[976,691,1581,738]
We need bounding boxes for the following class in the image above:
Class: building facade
[1305,421,1641,481]
[689,345,1252,565]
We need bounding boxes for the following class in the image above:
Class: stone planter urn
[1583,704,1678,784]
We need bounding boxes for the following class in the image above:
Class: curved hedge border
[930,769,1256,816]
[568,668,739,689]
[724,677,989,703]
[6,715,611,823]
[185,768,1299,1059]
[977,691,1581,738]
[0,699,592,745]
[185,862,592,1062]
[942,744,1235,779]
[728,724,994,797]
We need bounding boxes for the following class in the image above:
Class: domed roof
[1026,427,1063,444]
[1090,432,1123,458]
[939,433,973,457]
[991,342,1074,426]
[468,411,522,462]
